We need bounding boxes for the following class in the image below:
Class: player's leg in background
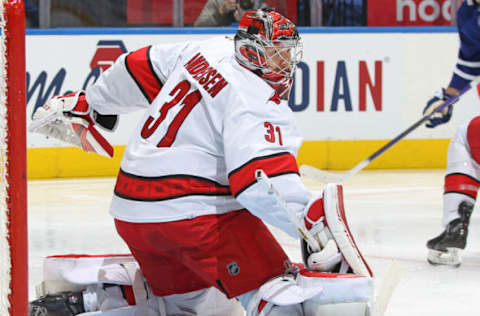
[427,116,480,266]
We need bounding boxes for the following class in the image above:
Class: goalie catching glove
[302,184,372,277]
[29,91,117,158]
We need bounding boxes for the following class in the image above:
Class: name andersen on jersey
[184,52,229,98]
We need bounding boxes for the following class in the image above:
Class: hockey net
[0,1,27,315]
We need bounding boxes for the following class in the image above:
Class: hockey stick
[301,76,480,183]
[255,169,321,252]
[376,260,402,316]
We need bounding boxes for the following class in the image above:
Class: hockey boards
[301,77,480,183]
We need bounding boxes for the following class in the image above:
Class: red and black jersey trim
[125,46,163,103]
[228,152,299,197]
[115,169,232,202]
[444,172,480,199]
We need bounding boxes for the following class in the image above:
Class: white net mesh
[0,0,11,314]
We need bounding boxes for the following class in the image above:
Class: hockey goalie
[30,8,375,316]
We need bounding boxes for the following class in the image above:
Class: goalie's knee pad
[245,266,373,316]
[303,184,372,277]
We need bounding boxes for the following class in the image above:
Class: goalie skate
[426,201,473,267]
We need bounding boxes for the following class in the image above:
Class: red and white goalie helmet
[234,9,303,100]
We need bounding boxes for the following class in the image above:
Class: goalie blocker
[29,91,117,158]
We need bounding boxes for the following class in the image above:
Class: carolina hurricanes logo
[269,92,281,104]
[240,46,265,66]
[90,40,127,72]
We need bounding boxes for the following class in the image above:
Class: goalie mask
[234,9,303,100]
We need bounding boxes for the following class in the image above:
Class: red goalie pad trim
[299,268,366,278]
[122,286,136,305]
[228,152,299,197]
[125,46,163,103]
[334,185,373,277]
[444,173,480,199]
[114,169,232,201]
[47,254,132,259]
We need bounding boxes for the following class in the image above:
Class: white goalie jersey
[86,36,311,237]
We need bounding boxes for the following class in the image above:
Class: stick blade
[375,260,402,316]
[299,165,344,183]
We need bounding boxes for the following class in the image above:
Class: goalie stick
[301,76,480,183]
[376,260,402,316]
[255,169,321,252]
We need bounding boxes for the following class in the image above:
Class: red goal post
[1,0,27,315]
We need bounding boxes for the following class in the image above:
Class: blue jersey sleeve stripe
[458,58,480,67]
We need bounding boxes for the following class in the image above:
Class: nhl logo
[227,262,240,276]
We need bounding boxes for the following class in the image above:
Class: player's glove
[422,88,455,128]
[466,0,480,6]
[29,91,116,158]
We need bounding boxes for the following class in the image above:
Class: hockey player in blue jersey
[424,0,480,266]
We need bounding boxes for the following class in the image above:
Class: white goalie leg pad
[300,268,374,316]
[161,287,240,316]
[246,273,322,316]
[303,302,371,316]
[323,184,373,277]
[37,254,138,295]
[296,269,373,307]
[34,254,160,316]
[246,267,373,316]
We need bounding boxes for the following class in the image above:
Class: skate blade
[427,248,461,267]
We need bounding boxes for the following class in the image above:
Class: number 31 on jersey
[141,80,202,147]
[264,122,283,146]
